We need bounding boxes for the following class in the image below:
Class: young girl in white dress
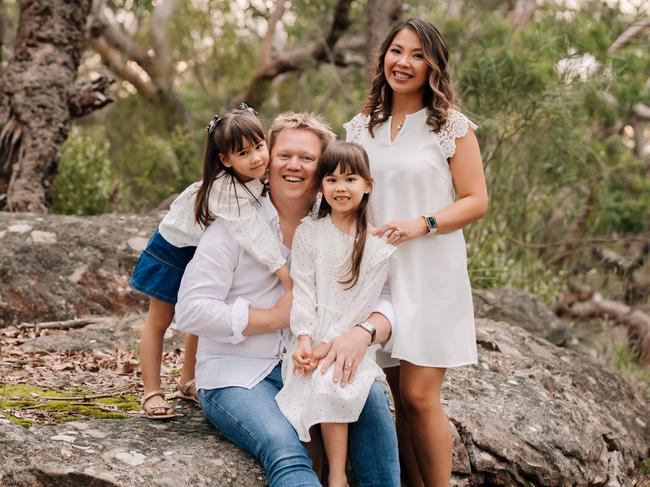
[131,105,291,419]
[345,18,488,486]
[275,141,395,487]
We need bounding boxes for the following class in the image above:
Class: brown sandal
[176,378,199,404]
[141,389,182,420]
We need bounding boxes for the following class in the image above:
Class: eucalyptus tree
[0,0,112,212]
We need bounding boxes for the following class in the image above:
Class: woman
[344,18,488,486]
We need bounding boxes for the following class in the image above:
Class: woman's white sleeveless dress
[344,108,478,368]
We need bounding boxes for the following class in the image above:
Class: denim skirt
[130,228,196,304]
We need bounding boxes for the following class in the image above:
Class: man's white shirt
[175,196,395,391]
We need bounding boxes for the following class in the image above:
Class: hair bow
[239,102,258,115]
[206,114,222,134]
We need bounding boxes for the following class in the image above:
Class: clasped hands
[291,325,371,387]
[374,217,428,245]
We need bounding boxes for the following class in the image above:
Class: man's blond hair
[269,112,336,154]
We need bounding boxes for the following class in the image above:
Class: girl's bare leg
[321,422,348,487]
[386,366,425,487]
[399,362,451,487]
[305,425,325,480]
[140,297,175,395]
[179,334,198,386]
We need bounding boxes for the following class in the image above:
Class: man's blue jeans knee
[199,364,400,487]
[198,366,319,487]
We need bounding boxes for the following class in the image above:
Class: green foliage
[51,128,114,216]
[56,0,649,305]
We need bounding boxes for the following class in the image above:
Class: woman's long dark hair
[316,141,372,289]
[194,109,266,228]
[362,18,455,136]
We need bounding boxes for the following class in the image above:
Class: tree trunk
[0,0,5,65]
[0,0,93,212]
[365,0,402,82]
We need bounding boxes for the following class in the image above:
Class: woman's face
[383,28,429,97]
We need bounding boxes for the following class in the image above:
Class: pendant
[397,122,403,130]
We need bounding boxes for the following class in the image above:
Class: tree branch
[149,0,178,90]
[235,0,356,107]
[90,37,157,99]
[609,17,650,53]
[507,0,537,31]
[91,6,153,71]
[69,76,115,118]
[260,0,287,68]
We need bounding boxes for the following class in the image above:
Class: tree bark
[365,0,402,82]
[0,0,94,212]
[0,0,5,65]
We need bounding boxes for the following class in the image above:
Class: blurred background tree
[0,0,648,307]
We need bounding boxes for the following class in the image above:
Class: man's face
[269,129,321,206]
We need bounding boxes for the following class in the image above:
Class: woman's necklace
[397,122,403,130]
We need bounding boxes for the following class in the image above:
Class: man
[175,113,400,486]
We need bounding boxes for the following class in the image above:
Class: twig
[4,388,134,402]
[18,317,112,331]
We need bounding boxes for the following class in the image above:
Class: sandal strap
[141,389,166,407]
[176,378,196,394]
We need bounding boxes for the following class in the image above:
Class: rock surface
[473,287,572,345]
[0,407,265,487]
[1,211,648,486]
[0,212,158,326]
[2,318,648,486]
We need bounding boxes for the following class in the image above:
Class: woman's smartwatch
[422,215,438,234]
[355,321,376,344]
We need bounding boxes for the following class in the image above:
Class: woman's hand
[318,326,371,387]
[292,335,313,375]
[374,217,428,245]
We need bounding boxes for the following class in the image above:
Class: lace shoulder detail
[434,109,478,160]
[343,113,369,143]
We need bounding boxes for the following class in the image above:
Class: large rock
[0,212,159,326]
[473,287,572,345]
[445,319,648,486]
[0,407,265,486]
[2,319,648,486]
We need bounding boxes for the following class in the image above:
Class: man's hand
[318,326,371,387]
[292,335,313,375]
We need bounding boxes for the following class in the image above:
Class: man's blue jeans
[198,364,400,487]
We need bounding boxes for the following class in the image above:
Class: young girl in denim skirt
[132,105,291,419]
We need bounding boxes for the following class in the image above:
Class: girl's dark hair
[316,141,372,289]
[362,18,455,136]
[194,109,266,227]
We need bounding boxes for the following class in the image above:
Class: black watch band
[423,215,438,234]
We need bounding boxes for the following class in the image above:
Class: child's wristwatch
[422,215,438,234]
[355,321,376,344]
